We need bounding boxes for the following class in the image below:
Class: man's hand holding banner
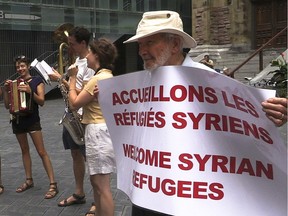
[98,66,287,216]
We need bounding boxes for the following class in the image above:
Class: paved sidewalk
[0,97,132,216]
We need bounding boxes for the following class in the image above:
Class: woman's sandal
[45,182,59,199]
[58,193,86,207]
[0,185,4,195]
[16,178,34,193]
[85,202,96,216]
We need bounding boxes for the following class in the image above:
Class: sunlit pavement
[0,98,132,216]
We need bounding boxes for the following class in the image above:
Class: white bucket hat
[124,10,197,48]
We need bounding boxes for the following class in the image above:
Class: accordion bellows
[9,79,33,115]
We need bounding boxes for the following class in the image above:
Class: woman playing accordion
[2,55,58,199]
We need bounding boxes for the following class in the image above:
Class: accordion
[8,79,33,115]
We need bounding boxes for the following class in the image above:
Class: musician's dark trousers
[132,204,172,216]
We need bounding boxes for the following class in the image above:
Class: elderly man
[122,10,287,215]
[123,10,216,216]
[124,11,214,73]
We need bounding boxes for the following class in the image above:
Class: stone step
[190,45,286,84]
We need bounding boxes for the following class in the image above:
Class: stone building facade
[192,0,287,51]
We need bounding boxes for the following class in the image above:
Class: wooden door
[254,0,287,48]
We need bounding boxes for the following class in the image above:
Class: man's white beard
[144,46,172,72]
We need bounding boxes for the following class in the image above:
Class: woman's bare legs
[90,173,114,216]
[0,156,3,194]
[14,131,57,197]
[29,131,58,198]
[29,131,55,183]
[15,133,34,192]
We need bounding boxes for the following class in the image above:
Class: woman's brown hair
[89,38,118,71]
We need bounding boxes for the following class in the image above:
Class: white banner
[98,66,287,216]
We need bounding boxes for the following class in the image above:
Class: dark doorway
[253,0,287,48]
